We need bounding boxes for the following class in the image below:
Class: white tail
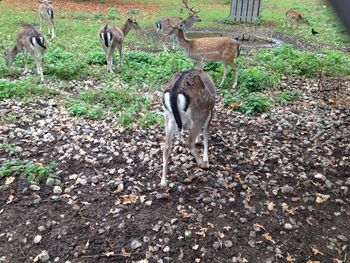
[3,24,47,82]
[161,69,216,187]
[99,18,140,73]
[168,23,241,89]
[39,0,55,38]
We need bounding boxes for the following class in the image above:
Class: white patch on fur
[100,33,105,42]
[31,37,36,46]
[39,37,44,45]
[107,32,112,42]
[163,92,171,113]
[177,94,187,112]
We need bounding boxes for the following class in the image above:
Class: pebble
[284,223,293,230]
[337,235,348,242]
[213,241,220,250]
[130,239,142,250]
[30,185,40,191]
[163,246,170,252]
[239,217,247,223]
[76,178,87,185]
[224,240,233,248]
[53,186,62,194]
[46,178,55,187]
[34,235,42,244]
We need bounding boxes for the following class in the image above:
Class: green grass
[277,89,302,105]
[0,159,56,183]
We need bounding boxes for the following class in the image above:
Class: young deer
[39,0,55,39]
[168,23,241,90]
[156,12,201,52]
[285,10,309,28]
[3,24,47,82]
[99,18,140,73]
[161,69,216,187]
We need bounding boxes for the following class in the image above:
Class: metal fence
[230,0,262,22]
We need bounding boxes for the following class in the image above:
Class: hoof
[198,161,209,169]
[160,179,167,188]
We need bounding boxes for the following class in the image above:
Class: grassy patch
[0,159,56,183]
[0,142,16,154]
[0,112,17,124]
[277,89,302,105]
[0,78,59,100]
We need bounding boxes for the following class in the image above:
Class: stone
[34,235,42,244]
[130,239,142,250]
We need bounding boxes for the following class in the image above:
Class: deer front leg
[219,64,228,88]
[161,35,169,52]
[117,44,122,67]
[107,48,114,73]
[231,62,239,90]
[161,115,175,187]
[31,51,44,82]
[202,111,211,166]
[194,57,204,70]
[23,50,29,74]
[50,23,56,39]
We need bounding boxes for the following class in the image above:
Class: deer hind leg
[230,62,239,90]
[23,49,29,74]
[107,47,115,73]
[161,113,176,187]
[219,64,228,88]
[50,22,56,39]
[116,44,122,67]
[188,119,208,169]
[202,111,212,166]
[161,35,169,52]
[30,49,44,82]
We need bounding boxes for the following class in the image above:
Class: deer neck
[121,22,131,36]
[175,29,191,50]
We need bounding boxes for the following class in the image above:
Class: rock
[213,241,220,250]
[38,226,45,232]
[239,217,247,223]
[34,235,42,244]
[30,185,40,191]
[130,239,142,250]
[53,186,62,194]
[284,223,293,230]
[76,178,87,185]
[46,178,55,187]
[153,224,162,232]
[224,240,233,248]
[248,240,255,248]
[163,246,170,252]
[337,235,348,242]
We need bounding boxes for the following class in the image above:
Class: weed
[128,9,141,15]
[0,159,56,183]
[240,94,274,115]
[238,67,279,93]
[108,8,119,20]
[93,12,105,20]
[277,89,302,105]
[0,112,17,124]
[0,142,16,154]
[138,111,163,129]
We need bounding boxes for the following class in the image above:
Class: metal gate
[230,0,262,22]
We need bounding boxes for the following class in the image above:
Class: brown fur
[285,10,309,28]
[39,0,55,38]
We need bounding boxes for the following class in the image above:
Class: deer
[161,69,216,187]
[38,0,56,39]
[3,24,47,82]
[155,0,201,52]
[285,10,309,28]
[99,18,140,73]
[168,22,241,90]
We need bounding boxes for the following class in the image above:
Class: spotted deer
[168,22,241,89]
[99,18,140,73]
[285,10,309,28]
[39,0,55,39]
[156,0,201,52]
[161,69,216,187]
[3,24,47,82]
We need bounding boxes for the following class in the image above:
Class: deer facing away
[99,18,140,73]
[285,10,309,28]
[39,0,55,39]
[161,69,216,187]
[3,24,47,82]
[168,23,241,90]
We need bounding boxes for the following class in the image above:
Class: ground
[0,0,350,263]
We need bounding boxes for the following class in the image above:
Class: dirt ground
[1,1,350,263]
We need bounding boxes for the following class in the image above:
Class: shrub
[239,94,274,115]
[277,89,302,105]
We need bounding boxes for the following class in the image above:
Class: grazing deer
[39,0,55,39]
[156,0,201,52]
[168,23,241,90]
[285,10,309,28]
[161,69,216,187]
[99,18,140,73]
[3,24,47,82]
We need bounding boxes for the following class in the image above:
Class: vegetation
[0,159,56,183]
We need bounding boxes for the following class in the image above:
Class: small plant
[93,12,105,20]
[0,159,56,183]
[238,67,279,93]
[0,112,17,124]
[222,93,240,109]
[128,9,141,15]
[276,89,302,105]
[239,94,274,115]
[0,142,16,154]
[65,99,105,120]
[138,111,163,129]
[108,8,119,20]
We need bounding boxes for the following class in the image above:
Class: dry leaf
[140,195,146,203]
[314,173,326,180]
[195,228,207,238]
[5,177,15,185]
[306,261,320,263]
[192,244,199,250]
[281,202,297,215]
[218,232,225,238]
[102,251,115,257]
[223,226,231,231]
[33,251,48,262]
[133,260,149,263]
[122,194,138,204]
[6,195,15,204]
[262,232,273,241]
[311,247,324,256]
[253,223,267,231]
[267,201,275,211]
[121,248,131,257]
[286,253,296,262]
[315,193,330,203]
[114,198,121,206]
[291,196,300,202]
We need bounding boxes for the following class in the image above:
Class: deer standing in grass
[285,10,309,28]
[39,0,56,39]
[161,69,216,187]
[156,0,201,52]
[3,24,47,82]
[99,18,140,73]
[168,22,241,90]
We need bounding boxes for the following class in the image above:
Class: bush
[240,94,274,115]
[276,89,302,105]
[238,67,278,93]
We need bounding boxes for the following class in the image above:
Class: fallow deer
[168,23,241,90]
[156,0,201,52]
[3,24,47,82]
[39,0,56,39]
[285,10,309,28]
[99,18,140,73]
[161,69,216,187]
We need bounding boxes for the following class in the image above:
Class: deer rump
[162,70,215,131]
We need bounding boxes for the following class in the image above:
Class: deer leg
[194,58,204,70]
[50,22,56,39]
[117,44,122,67]
[23,50,29,74]
[219,64,228,88]
[40,16,43,31]
[188,120,208,169]
[107,48,114,73]
[231,62,239,90]
[30,49,44,82]
[202,111,212,166]
[161,114,176,187]
[162,36,169,52]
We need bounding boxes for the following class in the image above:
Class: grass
[0,159,56,183]
[0,0,349,117]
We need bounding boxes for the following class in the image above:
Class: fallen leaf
[114,198,121,206]
[5,177,15,185]
[195,228,207,238]
[306,261,320,263]
[140,195,146,203]
[121,248,131,257]
[6,195,15,204]
[122,194,138,204]
[192,244,199,250]
[286,253,296,262]
[315,193,330,203]
[218,232,225,238]
[281,202,297,215]
[262,232,273,241]
[223,226,231,231]
[311,247,324,256]
[195,258,201,262]
[267,201,275,211]
[314,173,326,180]
[253,223,267,231]
[291,196,300,202]
[132,260,149,263]
[33,251,48,262]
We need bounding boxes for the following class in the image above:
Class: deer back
[99,23,123,48]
